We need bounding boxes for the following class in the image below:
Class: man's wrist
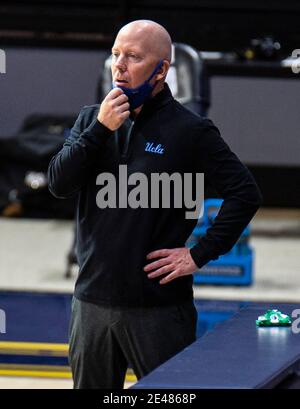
[97,117,114,132]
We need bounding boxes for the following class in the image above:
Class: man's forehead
[113,28,154,51]
[112,39,144,52]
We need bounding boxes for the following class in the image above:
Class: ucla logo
[145,142,164,155]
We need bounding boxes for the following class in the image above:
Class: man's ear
[156,60,170,81]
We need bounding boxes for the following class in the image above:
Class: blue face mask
[112,60,164,111]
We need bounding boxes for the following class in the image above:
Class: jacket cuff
[189,244,213,269]
[81,118,112,146]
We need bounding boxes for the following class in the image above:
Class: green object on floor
[256,309,292,327]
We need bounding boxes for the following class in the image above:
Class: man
[48,20,262,389]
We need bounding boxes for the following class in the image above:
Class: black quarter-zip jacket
[48,84,262,307]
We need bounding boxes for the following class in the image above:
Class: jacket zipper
[121,120,135,161]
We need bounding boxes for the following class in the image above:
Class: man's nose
[114,56,127,72]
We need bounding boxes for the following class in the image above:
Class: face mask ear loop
[147,60,164,92]
[147,60,164,83]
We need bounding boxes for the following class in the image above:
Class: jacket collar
[145,82,174,110]
[131,83,174,123]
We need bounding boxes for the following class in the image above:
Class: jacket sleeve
[190,119,263,268]
[48,106,112,198]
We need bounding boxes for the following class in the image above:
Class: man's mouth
[115,79,128,85]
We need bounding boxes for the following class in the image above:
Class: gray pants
[69,297,197,389]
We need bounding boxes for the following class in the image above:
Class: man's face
[111,29,159,89]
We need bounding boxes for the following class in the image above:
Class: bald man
[48,20,262,388]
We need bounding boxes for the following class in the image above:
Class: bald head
[116,20,172,62]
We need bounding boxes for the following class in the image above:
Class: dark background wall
[0,47,108,136]
[210,76,300,166]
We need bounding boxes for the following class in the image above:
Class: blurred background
[0,0,299,389]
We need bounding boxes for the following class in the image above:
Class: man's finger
[147,264,174,279]
[108,87,125,99]
[113,93,129,106]
[120,111,130,120]
[159,270,179,285]
[118,102,130,112]
[144,257,172,272]
[146,249,172,259]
